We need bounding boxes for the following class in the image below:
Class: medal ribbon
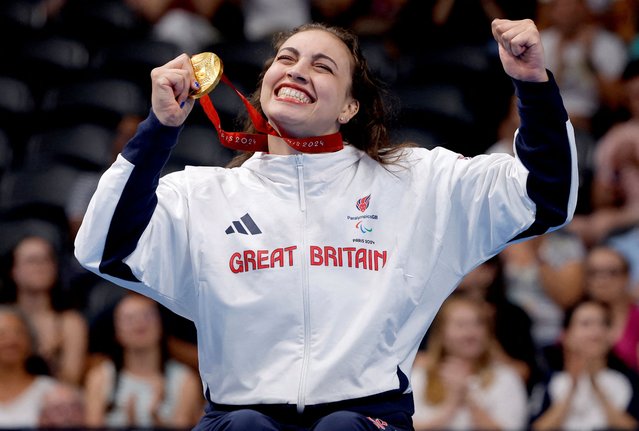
[198,75,344,153]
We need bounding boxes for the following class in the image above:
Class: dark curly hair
[227,22,406,167]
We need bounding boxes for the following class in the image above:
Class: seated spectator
[539,0,628,133]
[84,292,203,428]
[530,298,639,430]
[5,235,88,386]
[411,293,529,430]
[500,231,586,349]
[455,256,539,388]
[569,59,639,292]
[0,305,58,428]
[38,382,86,428]
[584,245,639,372]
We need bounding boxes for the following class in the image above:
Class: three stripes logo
[225,213,262,235]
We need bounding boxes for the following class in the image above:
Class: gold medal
[189,52,223,99]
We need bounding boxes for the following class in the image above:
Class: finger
[155,69,192,101]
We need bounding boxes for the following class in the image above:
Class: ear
[338,98,359,124]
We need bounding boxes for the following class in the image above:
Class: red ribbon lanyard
[198,75,344,153]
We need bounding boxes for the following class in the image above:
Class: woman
[0,305,58,428]
[75,19,578,430]
[531,298,638,430]
[8,235,88,386]
[411,294,529,430]
[584,245,639,372]
[84,292,203,428]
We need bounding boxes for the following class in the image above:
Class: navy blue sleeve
[511,71,575,240]
[99,110,182,280]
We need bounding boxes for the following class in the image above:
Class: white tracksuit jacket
[75,75,578,414]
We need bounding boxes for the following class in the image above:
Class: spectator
[411,293,529,430]
[0,305,58,428]
[530,298,638,430]
[584,245,639,372]
[569,59,639,291]
[6,235,88,386]
[84,292,203,428]
[539,0,628,133]
[500,231,586,349]
[455,256,539,389]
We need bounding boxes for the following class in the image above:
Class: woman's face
[585,247,629,304]
[11,237,58,293]
[563,303,610,359]
[114,296,162,349]
[441,301,488,360]
[260,29,359,138]
[0,311,32,367]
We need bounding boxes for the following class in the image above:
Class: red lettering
[325,246,338,266]
[284,246,297,266]
[243,250,256,271]
[374,250,387,271]
[229,252,244,273]
[355,248,368,269]
[270,248,283,267]
[257,249,269,269]
[343,247,356,267]
[310,245,323,265]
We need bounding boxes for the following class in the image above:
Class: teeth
[277,87,312,103]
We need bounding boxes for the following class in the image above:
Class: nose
[286,65,308,83]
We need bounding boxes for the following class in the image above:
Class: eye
[276,54,295,64]
[314,63,333,73]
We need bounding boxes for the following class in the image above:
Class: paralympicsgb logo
[355,194,371,212]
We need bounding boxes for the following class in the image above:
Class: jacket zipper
[296,154,310,413]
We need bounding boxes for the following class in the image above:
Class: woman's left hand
[491,18,549,82]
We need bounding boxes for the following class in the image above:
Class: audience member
[530,298,639,430]
[454,256,538,388]
[5,235,88,386]
[123,0,225,53]
[241,0,311,42]
[568,59,639,292]
[411,293,529,430]
[539,0,628,134]
[499,231,586,349]
[38,381,87,428]
[0,305,58,429]
[84,292,203,428]
[584,245,639,372]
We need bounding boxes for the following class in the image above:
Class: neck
[123,346,163,376]
[267,134,301,155]
[17,290,52,313]
[0,363,30,382]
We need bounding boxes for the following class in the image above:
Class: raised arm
[493,19,578,239]
[74,55,200,312]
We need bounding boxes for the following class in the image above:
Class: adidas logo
[225,213,262,235]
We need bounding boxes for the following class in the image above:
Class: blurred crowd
[0,0,638,429]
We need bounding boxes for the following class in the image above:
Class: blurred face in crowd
[0,309,33,368]
[260,29,359,139]
[441,299,488,361]
[114,295,162,350]
[625,76,639,118]
[563,301,610,360]
[11,237,58,293]
[549,0,589,36]
[585,246,630,304]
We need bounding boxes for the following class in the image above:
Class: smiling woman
[75,19,578,431]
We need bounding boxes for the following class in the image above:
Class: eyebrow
[279,47,339,70]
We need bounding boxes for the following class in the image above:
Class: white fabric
[76,137,577,408]
[411,363,529,430]
[0,376,57,428]
[102,360,191,427]
[548,369,633,430]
